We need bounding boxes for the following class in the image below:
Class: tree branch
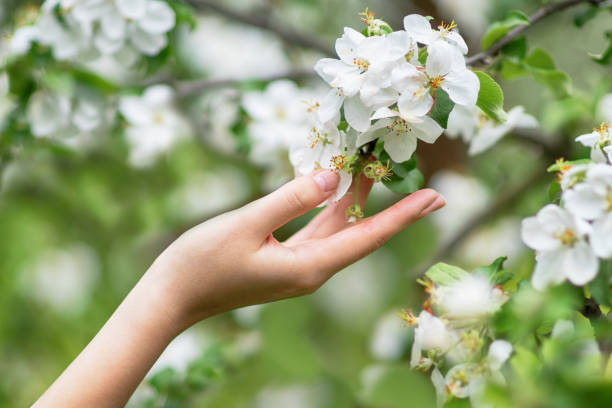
[182,0,334,57]
[413,169,550,277]
[155,69,317,97]
[466,0,606,66]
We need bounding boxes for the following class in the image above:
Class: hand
[146,170,445,330]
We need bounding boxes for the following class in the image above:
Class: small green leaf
[382,168,424,194]
[548,181,561,203]
[425,263,470,285]
[501,36,528,59]
[475,71,506,122]
[481,10,529,51]
[473,256,507,278]
[148,367,178,393]
[574,6,602,27]
[546,158,592,172]
[590,34,612,65]
[524,47,556,70]
[418,47,428,65]
[523,48,571,97]
[429,89,454,128]
[588,260,612,307]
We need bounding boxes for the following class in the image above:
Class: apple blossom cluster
[521,121,612,290]
[10,0,176,61]
[287,10,485,218]
[402,260,511,407]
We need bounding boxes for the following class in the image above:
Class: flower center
[555,228,577,246]
[386,118,412,135]
[400,309,418,326]
[352,57,370,72]
[153,111,165,125]
[607,192,612,211]
[308,126,329,148]
[303,100,320,113]
[430,76,445,89]
[358,7,375,25]
[275,107,286,119]
[438,20,458,35]
[330,154,346,170]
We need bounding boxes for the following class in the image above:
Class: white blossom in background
[170,168,250,220]
[148,329,207,376]
[521,204,598,289]
[403,14,468,54]
[446,105,538,155]
[27,88,111,149]
[576,122,612,163]
[432,274,509,327]
[11,0,176,61]
[461,217,523,267]
[410,310,457,368]
[564,164,612,258]
[429,170,489,243]
[22,243,99,316]
[254,384,327,408]
[369,311,412,361]
[119,85,192,167]
[597,93,612,121]
[176,16,291,79]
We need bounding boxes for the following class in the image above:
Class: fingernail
[313,170,340,193]
[420,195,446,216]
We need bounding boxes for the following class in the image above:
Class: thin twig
[174,68,317,97]
[466,0,606,66]
[183,0,334,57]
[413,169,551,277]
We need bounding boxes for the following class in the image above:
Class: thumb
[245,170,340,236]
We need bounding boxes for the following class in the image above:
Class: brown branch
[413,169,550,277]
[152,68,317,97]
[466,0,606,66]
[182,0,334,57]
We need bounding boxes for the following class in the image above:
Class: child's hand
[147,170,445,330]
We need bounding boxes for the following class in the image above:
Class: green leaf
[425,263,470,285]
[590,33,612,65]
[382,167,424,194]
[418,47,428,65]
[546,158,592,172]
[524,47,556,70]
[500,58,529,80]
[588,260,612,307]
[481,10,529,50]
[475,71,506,122]
[148,367,178,393]
[473,256,507,278]
[500,36,528,59]
[429,89,454,128]
[548,181,561,203]
[574,6,602,27]
[524,48,571,97]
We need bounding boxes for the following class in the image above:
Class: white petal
[356,119,391,146]
[488,340,512,370]
[446,31,468,55]
[412,116,443,144]
[94,32,124,55]
[575,131,599,148]
[129,24,167,55]
[335,27,364,64]
[27,91,70,137]
[329,170,353,202]
[101,7,126,39]
[397,89,433,120]
[403,14,436,45]
[314,58,351,85]
[139,0,176,35]
[564,241,599,286]
[383,31,414,61]
[119,96,152,125]
[318,89,344,124]
[391,62,427,93]
[521,216,560,251]
[371,106,399,120]
[468,125,508,155]
[117,0,147,19]
[383,129,417,163]
[564,183,607,221]
[431,368,447,408]
[442,69,480,106]
[143,85,174,107]
[446,104,477,141]
[344,96,372,132]
[532,250,567,290]
[590,212,612,258]
[426,41,455,77]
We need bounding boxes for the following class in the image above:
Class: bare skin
[33,170,445,408]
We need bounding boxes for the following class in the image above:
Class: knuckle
[285,188,307,213]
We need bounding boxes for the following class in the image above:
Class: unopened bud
[346,204,363,222]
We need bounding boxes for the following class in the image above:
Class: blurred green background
[0,0,611,407]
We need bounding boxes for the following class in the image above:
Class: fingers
[296,189,445,279]
[242,170,340,237]
[286,173,374,244]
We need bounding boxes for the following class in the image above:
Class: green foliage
[429,89,454,128]
[590,31,612,65]
[425,262,470,285]
[589,261,612,308]
[475,71,506,122]
[481,10,529,51]
[377,152,424,194]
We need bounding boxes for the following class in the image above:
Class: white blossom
[432,274,509,327]
[403,14,469,54]
[564,163,612,258]
[446,105,538,155]
[410,310,458,368]
[119,85,191,167]
[521,204,599,289]
[576,122,612,163]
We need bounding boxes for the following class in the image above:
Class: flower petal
[564,241,599,286]
[383,128,417,163]
[344,96,372,132]
[129,24,168,55]
[356,119,391,146]
[590,212,612,258]
[139,0,176,34]
[442,68,479,106]
[532,250,567,290]
[520,216,560,251]
[412,116,443,144]
[488,340,512,370]
[564,183,607,221]
[403,14,436,45]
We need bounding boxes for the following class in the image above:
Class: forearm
[33,271,186,408]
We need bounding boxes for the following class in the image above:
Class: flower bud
[346,204,363,223]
